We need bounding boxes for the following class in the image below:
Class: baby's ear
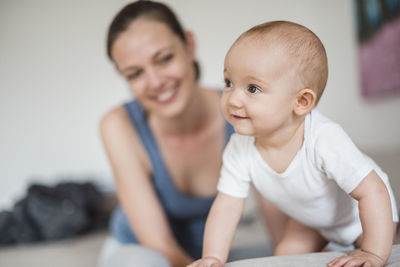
[294,88,316,116]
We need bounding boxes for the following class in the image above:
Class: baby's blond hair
[237,21,328,104]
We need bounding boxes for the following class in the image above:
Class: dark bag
[0,181,110,246]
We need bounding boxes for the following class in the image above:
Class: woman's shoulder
[99,103,150,167]
[100,104,130,134]
[99,103,143,149]
[100,104,152,184]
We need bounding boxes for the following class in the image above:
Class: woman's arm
[100,107,192,267]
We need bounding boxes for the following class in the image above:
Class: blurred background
[0,0,399,265]
[1,0,400,210]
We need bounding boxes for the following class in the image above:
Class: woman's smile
[153,83,180,104]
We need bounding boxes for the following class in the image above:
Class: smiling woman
[110,18,197,118]
[97,1,234,267]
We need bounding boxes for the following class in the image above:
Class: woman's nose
[146,67,163,90]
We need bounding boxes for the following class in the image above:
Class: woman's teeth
[157,89,175,102]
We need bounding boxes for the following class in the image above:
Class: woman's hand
[187,256,223,267]
[328,249,384,267]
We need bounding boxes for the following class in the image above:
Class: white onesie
[217,109,398,245]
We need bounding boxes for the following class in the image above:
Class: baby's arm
[187,192,245,267]
[328,170,394,267]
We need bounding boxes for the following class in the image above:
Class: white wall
[1,0,399,209]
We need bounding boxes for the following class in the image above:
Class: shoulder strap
[123,100,168,177]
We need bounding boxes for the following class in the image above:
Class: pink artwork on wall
[355,0,400,99]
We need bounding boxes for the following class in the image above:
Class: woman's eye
[159,54,173,63]
[248,85,261,94]
[224,79,233,88]
[127,70,142,80]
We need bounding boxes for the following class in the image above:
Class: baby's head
[224,20,328,106]
[222,21,328,136]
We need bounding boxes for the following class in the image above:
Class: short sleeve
[313,123,375,194]
[217,134,252,198]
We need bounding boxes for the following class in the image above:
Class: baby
[188,21,398,267]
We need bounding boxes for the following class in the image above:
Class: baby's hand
[186,256,223,267]
[328,250,384,267]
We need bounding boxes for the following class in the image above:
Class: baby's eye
[248,85,261,94]
[224,79,233,88]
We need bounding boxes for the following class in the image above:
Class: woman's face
[111,18,196,118]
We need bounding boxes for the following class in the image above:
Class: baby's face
[221,38,301,138]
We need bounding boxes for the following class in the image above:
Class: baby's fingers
[328,255,366,267]
[328,255,351,266]
[186,260,205,267]
[186,262,201,267]
[186,261,207,267]
[186,258,222,267]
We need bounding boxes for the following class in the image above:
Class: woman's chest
[157,128,226,197]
